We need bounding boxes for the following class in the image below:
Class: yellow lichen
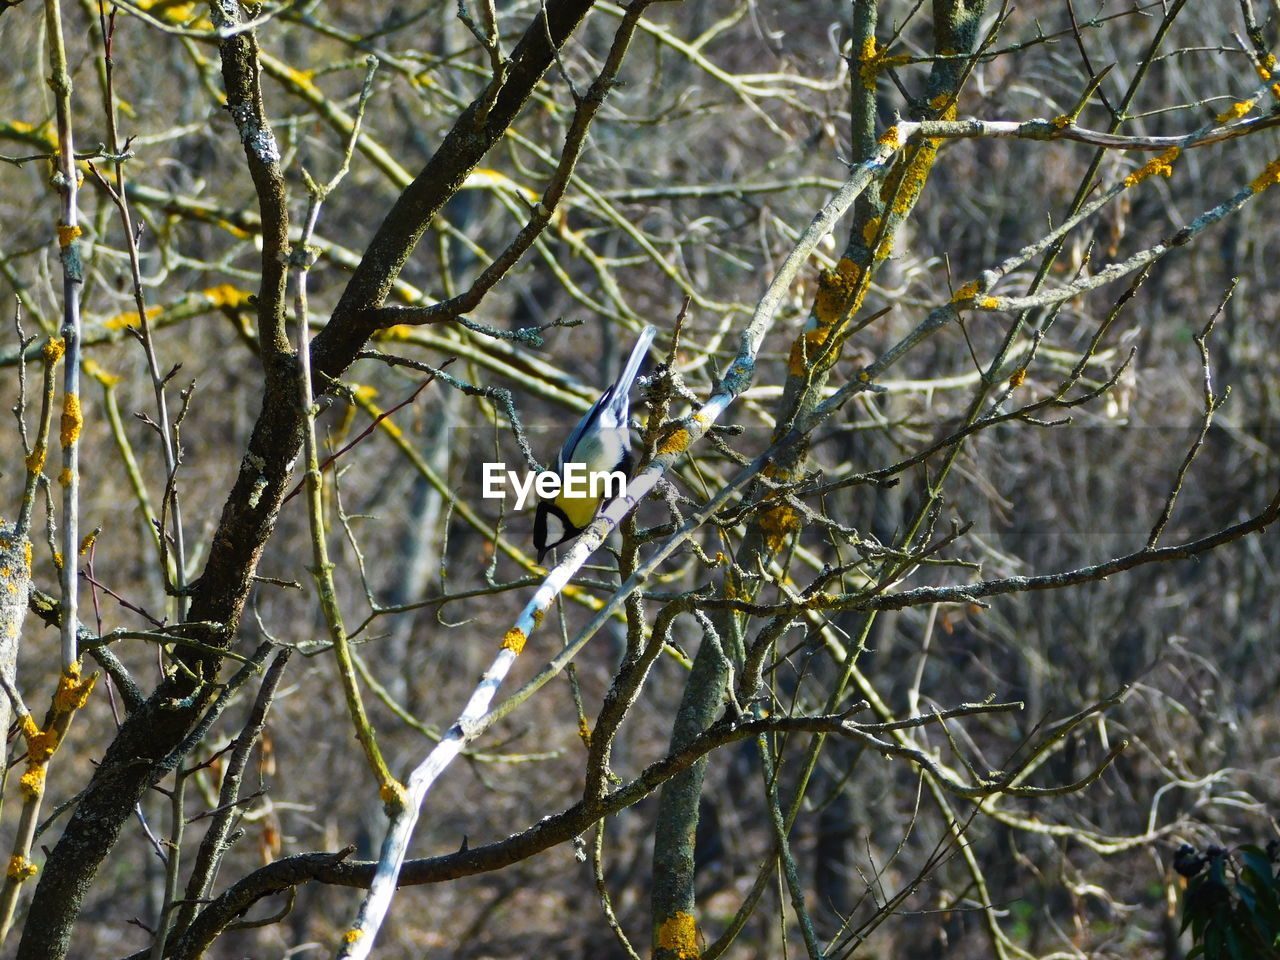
[577,716,591,747]
[84,360,120,389]
[877,125,903,149]
[658,427,691,456]
[1123,147,1180,188]
[862,218,881,247]
[25,446,46,476]
[502,627,527,654]
[929,92,957,114]
[376,324,416,342]
[951,281,979,302]
[880,102,948,216]
[54,665,96,713]
[56,223,82,248]
[153,2,208,28]
[285,66,317,90]
[344,929,364,944]
[858,37,882,90]
[1009,368,1027,387]
[24,727,58,763]
[656,911,700,959]
[205,284,252,308]
[58,468,73,487]
[19,766,45,798]
[6,856,37,881]
[813,258,863,324]
[980,296,999,309]
[216,220,252,240]
[1214,100,1255,124]
[1249,155,1280,193]
[60,393,82,448]
[788,259,865,375]
[1258,54,1277,80]
[893,142,938,213]
[378,779,407,808]
[376,413,404,441]
[79,530,97,555]
[858,37,909,90]
[879,53,910,74]
[104,305,163,330]
[758,503,801,554]
[1051,114,1071,129]
[788,323,826,376]
[42,337,65,364]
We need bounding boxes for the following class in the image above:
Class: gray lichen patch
[227,101,282,165]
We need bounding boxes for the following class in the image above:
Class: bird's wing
[557,324,657,468]
[602,324,657,426]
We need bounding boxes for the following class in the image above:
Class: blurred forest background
[0,0,1277,958]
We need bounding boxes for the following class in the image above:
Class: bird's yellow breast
[554,488,603,529]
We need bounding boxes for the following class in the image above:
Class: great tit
[534,324,657,563]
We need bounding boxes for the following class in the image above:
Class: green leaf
[1241,847,1278,890]
[1206,922,1227,960]
[1239,883,1258,914]
[1241,865,1280,936]
[1225,924,1247,960]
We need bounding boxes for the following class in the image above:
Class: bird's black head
[533,500,574,565]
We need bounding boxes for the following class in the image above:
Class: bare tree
[0,0,1277,958]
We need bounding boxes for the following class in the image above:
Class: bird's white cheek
[544,513,567,545]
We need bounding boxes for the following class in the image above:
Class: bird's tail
[614,324,657,404]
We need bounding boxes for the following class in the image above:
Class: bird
[534,324,657,564]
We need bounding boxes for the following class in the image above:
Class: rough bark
[14,2,597,956]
